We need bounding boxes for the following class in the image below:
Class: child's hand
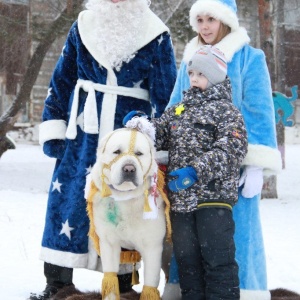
[122,110,148,126]
[168,166,198,192]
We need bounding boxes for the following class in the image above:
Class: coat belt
[66,79,150,140]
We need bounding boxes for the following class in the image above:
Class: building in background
[0,0,30,120]
[0,0,299,127]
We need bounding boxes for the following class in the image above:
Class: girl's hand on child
[168,166,198,192]
[239,166,263,198]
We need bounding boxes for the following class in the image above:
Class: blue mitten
[122,110,149,126]
[43,139,66,160]
[168,166,198,192]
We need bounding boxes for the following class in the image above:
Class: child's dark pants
[171,207,240,300]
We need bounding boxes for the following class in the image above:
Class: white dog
[87,127,171,300]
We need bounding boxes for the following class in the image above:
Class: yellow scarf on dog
[86,167,172,262]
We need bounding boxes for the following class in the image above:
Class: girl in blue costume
[163,0,282,299]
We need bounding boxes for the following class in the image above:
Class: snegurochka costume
[166,0,282,299]
[38,8,177,274]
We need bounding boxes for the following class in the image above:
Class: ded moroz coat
[38,9,177,271]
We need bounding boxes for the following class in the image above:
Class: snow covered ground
[0,141,300,299]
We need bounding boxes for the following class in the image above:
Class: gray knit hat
[187,45,227,87]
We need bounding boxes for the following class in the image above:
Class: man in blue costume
[162,0,282,299]
[28,0,177,299]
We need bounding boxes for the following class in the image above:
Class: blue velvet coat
[167,28,281,292]
[38,9,177,270]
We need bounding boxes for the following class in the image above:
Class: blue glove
[168,166,198,192]
[43,139,66,160]
[122,110,149,126]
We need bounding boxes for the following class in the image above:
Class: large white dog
[86,127,171,300]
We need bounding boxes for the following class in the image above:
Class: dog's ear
[97,131,115,156]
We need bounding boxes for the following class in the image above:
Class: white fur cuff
[39,119,67,145]
[242,144,282,175]
[240,289,271,300]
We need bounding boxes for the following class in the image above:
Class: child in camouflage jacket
[124,45,247,299]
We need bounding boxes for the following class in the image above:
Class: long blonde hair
[198,22,231,45]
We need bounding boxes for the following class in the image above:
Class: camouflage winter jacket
[153,78,248,213]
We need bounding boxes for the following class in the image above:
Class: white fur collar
[183,27,250,63]
[78,9,169,70]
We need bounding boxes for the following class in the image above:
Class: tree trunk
[258,0,285,199]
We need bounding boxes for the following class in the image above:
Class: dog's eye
[113,150,121,155]
[135,151,143,156]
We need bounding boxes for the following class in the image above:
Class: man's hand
[168,166,198,192]
[43,139,66,160]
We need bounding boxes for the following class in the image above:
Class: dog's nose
[123,164,136,173]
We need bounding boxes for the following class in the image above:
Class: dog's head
[91,128,157,200]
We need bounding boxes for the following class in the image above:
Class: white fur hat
[190,0,239,32]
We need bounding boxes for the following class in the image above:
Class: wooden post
[67,0,73,15]
[258,0,278,199]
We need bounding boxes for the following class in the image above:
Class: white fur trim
[242,144,282,175]
[40,246,88,268]
[40,245,140,273]
[39,120,67,145]
[190,0,239,32]
[78,9,169,70]
[240,289,271,300]
[183,27,250,63]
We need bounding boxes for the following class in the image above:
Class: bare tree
[0,0,84,158]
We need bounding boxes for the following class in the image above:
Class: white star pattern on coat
[46,88,52,99]
[59,220,74,240]
[158,35,163,45]
[61,45,66,57]
[52,179,62,193]
[85,165,92,175]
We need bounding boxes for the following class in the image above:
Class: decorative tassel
[86,180,101,256]
[131,263,139,285]
[101,173,112,198]
[102,272,120,300]
[143,188,152,212]
[140,285,160,300]
[157,168,172,243]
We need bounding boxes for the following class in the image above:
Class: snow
[0,142,300,299]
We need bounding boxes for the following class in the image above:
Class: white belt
[66,79,150,140]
